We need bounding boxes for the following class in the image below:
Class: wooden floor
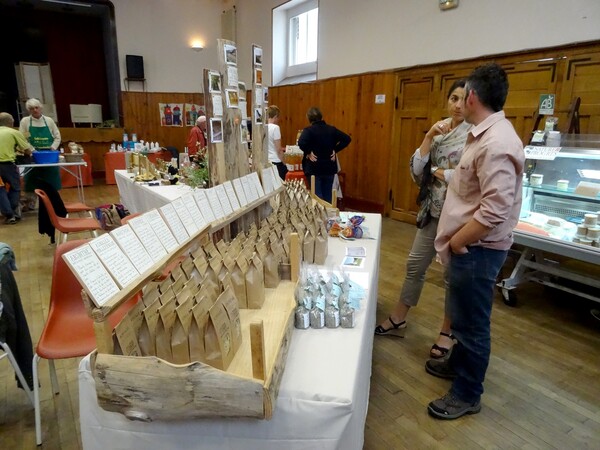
[1,183,600,449]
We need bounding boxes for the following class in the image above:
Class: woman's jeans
[448,246,508,404]
[399,218,450,315]
[312,174,335,203]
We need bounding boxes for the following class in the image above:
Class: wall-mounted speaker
[126,55,144,79]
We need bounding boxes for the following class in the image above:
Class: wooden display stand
[68,183,302,421]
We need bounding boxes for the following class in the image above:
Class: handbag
[415,159,433,229]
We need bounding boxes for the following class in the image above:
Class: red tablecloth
[61,153,93,188]
[104,150,172,185]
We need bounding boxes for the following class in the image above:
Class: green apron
[24,116,62,192]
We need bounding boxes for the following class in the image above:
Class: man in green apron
[19,98,62,210]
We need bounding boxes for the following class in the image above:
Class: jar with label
[530,174,543,187]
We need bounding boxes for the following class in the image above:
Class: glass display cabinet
[498,134,600,305]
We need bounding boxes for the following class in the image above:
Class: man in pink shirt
[426,63,525,419]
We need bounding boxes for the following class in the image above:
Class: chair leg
[1,342,34,406]
[91,229,99,238]
[61,231,68,244]
[33,354,42,446]
[48,359,59,395]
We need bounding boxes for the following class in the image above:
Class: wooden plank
[250,321,266,380]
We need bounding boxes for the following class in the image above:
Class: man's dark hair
[306,107,322,123]
[465,63,508,112]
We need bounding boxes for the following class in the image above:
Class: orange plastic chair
[64,201,95,218]
[33,239,141,445]
[34,189,102,243]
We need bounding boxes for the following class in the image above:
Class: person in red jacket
[186,116,207,157]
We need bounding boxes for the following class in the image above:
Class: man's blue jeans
[0,163,21,218]
[447,245,508,404]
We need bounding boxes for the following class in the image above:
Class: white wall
[112,0,226,92]
[111,0,600,92]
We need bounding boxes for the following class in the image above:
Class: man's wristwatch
[431,165,439,175]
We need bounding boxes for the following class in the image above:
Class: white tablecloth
[115,170,193,214]
[79,214,381,450]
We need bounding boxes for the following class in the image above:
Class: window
[273,0,318,86]
[289,7,318,66]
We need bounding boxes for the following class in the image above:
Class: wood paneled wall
[121,92,204,153]
[270,41,600,220]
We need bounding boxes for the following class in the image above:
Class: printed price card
[143,209,179,252]
[110,224,155,274]
[89,234,140,288]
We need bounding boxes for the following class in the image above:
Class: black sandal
[429,332,456,359]
[375,317,407,337]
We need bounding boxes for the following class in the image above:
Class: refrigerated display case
[497,134,600,305]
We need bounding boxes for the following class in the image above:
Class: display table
[115,170,193,213]
[105,150,172,185]
[78,213,381,450]
[18,161,88,203]
[60,153,93,188]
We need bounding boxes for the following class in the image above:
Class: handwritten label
[143,209,179,252]
[193,189,216,223]
[214,184,234,216]
[241,175,257,203]
[205,188,225,220]
[232,178,248,207]
[127,214,168,262]
[63,244,120,306]
[159,203,190,244]
[261,167,274,194]
[249,171,265,198]
[172,197,199,236]
[223,180,241,210]
[89,234,140,288]
[182,193,207,231]
[110,224,154,274]
[271,165,282,188]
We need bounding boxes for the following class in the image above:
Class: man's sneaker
[13,205,22,221]
[428,392,481,420]
[425,358,457,379]
[4,217,17,225]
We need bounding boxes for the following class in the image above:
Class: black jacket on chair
[36,180,68,244]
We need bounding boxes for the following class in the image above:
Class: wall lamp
[191,41,204,52]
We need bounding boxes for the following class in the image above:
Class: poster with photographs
[241,120,250,144]
[254,107,263,124]
[263,87,269,104]
[159,103,184,127]
[225,89,239,108]
[238,82,246,100]
[210,118,223,143]
[224,43,237,66]
[211,94,224,117]
[254,68,263,85]
[253,46,262,67]
[184,104,205,126]
[209,71,222,93]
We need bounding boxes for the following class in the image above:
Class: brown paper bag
[314,223,329,265]
[114,315,142,356]
[181,257,197,280]
[303,228,315,264]
[246,253,266,309]
[171,296,194,364]
[264,241,281,288]
[155,297,177,361]
[216,239,229,257]
[229,257,249,309]
[205,297,234,370]
[138,298,161,356]
[188,295,211,362]
[126,298,145,335]
[218,286,242,353]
